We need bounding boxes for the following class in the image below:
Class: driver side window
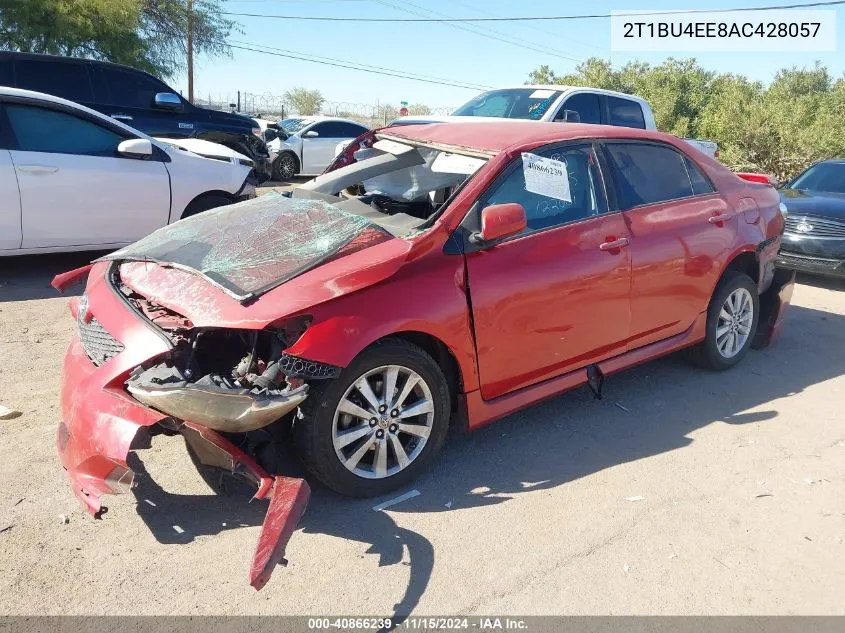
[482,144,608,233]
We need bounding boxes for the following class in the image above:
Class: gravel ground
[0,253,843,617]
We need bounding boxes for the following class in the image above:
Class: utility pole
[186,0,194,103]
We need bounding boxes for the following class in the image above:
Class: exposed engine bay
[126,328,310,433]
[115,274,338,473]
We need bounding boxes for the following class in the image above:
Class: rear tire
[689,271,759,371]
[294,338,451,497]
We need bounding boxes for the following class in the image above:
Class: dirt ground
[0,252,843,617]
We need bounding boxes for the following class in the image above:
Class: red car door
[601,141,735,348]
[463,143,632,401]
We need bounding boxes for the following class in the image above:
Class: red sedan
[54,121,794,588]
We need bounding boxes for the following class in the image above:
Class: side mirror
[560,109,581,123]
[263,129,279,142]
[117,138,153,158]
[471,203,527,244]
[303,130,319,138]
[153,92,183,112]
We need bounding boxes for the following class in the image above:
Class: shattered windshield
[279,118,312,134]
[100,194,392,302]
[452,88,562,120]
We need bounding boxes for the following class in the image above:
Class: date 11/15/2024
[307,617,529,630]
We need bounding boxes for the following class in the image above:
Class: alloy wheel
[716,287,754,358]
[279,155,296,180]
[332,365,435,479]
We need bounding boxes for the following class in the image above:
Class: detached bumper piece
[753,268,796,349]
[180,422,311,590]
[126,364,308,433]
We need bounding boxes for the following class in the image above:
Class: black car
[0,52,271,181]
[777,159,845,279]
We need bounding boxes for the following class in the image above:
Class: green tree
[0,0,235,78]
[284,87,324,116]
[408,103,432,115]
[529,58,845,181]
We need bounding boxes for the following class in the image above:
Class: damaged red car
[55,121,793,588]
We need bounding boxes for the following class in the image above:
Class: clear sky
[174,0,845,110]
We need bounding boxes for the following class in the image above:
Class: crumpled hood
[105,194,413,328]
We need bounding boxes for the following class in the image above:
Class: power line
[227,42,492,90]
[222,1,845,21]
[230,39,492,90]
[371,0,584,64]
[448,0,607,55]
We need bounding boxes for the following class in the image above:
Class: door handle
[708,214,730,225]
[111,114,133,122]
[17,165,59,175]
[599,237,630,251]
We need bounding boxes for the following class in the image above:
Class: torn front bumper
[58,334,310,589]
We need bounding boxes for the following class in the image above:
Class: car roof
[379,120,676,155]
[480,85,650,104]
[0,51,159,77]
[295,115,367,125]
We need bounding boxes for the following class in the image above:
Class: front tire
[182,194,233,218]
[273,152,299,181]
[690,271,759,370]
[294,338,451,497]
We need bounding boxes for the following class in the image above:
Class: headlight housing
[778,202,789,220]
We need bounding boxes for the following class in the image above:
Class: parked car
[403,85,718,157]
[776,159,845,278]
[53,120,793,588]
[268,116,369,180]
[0,52,272,181]
[0,88,256,255]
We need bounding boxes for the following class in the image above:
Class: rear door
[601,140,733,347]
[301,121,367,174]
[10,57,96,107]
[0,150,22,250]
[4,101,170,248]
[463,143,632,400]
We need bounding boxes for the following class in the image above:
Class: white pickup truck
[391,85,719,159]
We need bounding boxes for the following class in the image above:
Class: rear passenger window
[314,122,367,138]
[605,142,694,208]
[556,93,601,124]
[607,96,646,129]
[14,60,93,103]
[685,157,715,195]
[92,66,175,109]
[483,144,607,233]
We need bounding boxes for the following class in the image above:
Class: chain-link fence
[193,92,454,127]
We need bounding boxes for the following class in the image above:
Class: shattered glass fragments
[100,193,391,301]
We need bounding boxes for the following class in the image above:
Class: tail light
[323,129,376,174]
[736,172,778,187]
